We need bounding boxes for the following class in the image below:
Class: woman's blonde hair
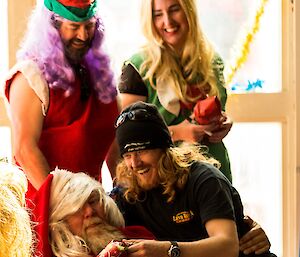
[49,169,125,257]
[116,143,220,203]
[0,162,33,257]
[139,0,219,104]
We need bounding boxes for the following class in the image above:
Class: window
[0,127,12,162]
[224,123,282,255]
[0,0,10,162]
[197,1,282,254]
[199,0,281,93]
[0,0,8,79]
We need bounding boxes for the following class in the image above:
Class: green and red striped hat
[44,0,98,22]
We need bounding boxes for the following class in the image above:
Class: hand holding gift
[192,96,232,141]
[193,96,223,135]
[97,240,129,257]
[193,96,223,125]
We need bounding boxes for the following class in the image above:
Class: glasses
[115,109,157,128]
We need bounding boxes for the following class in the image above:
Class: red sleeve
[118,226,156,240]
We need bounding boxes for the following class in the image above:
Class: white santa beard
[83,222,125,255]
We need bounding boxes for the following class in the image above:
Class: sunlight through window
[0,0,8,79]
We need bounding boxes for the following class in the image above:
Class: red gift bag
[193,96,222,125]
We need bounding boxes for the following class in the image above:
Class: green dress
[121,52,232,182]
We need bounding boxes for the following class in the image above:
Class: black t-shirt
[115,162,249,241]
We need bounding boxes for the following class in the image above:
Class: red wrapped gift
[97,240,128,257]
[193,96,222,125]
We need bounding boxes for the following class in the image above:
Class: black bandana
[116,102,173,156]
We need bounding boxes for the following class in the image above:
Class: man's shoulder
[3,59,50,115]
[189,161,230,184]
[7,60,43,78]
[6,60,47,89]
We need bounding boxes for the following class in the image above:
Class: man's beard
[82,217,125,255]
[63,38,92,64]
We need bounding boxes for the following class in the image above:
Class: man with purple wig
[2,0,119,200]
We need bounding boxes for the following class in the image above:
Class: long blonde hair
[0,162,34,257]
[139,0,219,104]
[116,143,220,203]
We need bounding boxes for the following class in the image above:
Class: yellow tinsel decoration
[225,0,269,86]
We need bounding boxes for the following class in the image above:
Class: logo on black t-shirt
[173,210,194,224]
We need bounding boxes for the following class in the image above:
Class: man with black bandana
[113,101,276,257]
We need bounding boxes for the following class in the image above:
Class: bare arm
[126,219,239,257]
[169,120,219,142]
[9,73,50,189]
[119,63,231,144]
[120,93,219,143]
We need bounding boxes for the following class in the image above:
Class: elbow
[14,145,25,164]
[219,235,239,257]
[227,237,239,257]
[13,140,34,167]
[231,245,239,257]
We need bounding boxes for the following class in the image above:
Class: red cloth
[193,96,222,125]
[58,0,95,8]
[119,226,156,240]
[179,84,208,111]
[5,75,119,200]
[27,174,54,257]
[39,79,118,181]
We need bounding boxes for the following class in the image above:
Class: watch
[167,241,181,257]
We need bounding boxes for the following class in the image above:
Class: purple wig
[17,5,116,103]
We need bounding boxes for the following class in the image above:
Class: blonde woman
[119,0,232,181]
[0,162,33,257]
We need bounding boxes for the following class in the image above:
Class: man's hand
[125,239,168,257]
[239,216,271,255]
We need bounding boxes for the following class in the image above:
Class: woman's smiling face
[152,0,189,52]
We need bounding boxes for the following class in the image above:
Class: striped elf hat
[44,0,98,22]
